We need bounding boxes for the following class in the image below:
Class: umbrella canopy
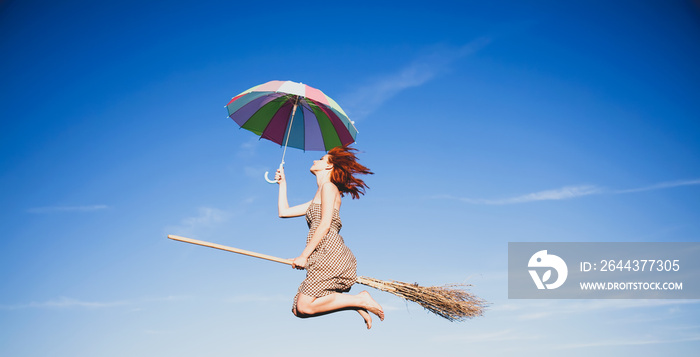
[226,80,357,152]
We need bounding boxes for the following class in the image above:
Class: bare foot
[359,291,384,321]
[357,309,372,329]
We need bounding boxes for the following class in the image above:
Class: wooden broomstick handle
[168,235,486,321]
[167,235,293,266]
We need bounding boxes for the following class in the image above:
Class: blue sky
[1,0,699,355]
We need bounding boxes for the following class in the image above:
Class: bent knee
[292,296,309,317]
[292,305,311,318]
[294,301,314,316]
[294,294,315,316]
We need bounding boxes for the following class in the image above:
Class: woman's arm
[276,166,310,218]
[292,182,338,269]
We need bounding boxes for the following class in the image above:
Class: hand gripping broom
[168,235,486,321]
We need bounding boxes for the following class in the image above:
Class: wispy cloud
[613,179,700,194]
[237,136,262,158]
[223,294,288,304]
[0,296,190,310]
[433,299,700,351]
[243,166,267,179]
[27,204,109,213]
[0,297,127,310]
[166,207,230,236]
[551,335,700,350]
[341,39,490,120]
[440,185,601,205]
[433,328,542,343]
[436,178,700,205]
[502,299,700,321]
[181,207,227,226]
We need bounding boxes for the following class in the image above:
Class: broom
[167,234,486,321]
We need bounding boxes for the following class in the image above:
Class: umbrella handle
[264,162,285,184]
[264,171,277,183]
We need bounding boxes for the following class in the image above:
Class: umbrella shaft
[280,97,300,165]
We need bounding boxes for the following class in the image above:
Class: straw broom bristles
[167,235,487,321]
[356,276,486,321]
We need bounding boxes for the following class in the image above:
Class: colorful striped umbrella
[226,80,358,182]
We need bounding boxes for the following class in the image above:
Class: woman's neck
[315,170,331,187]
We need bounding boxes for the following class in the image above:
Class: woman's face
[310,154,332,173]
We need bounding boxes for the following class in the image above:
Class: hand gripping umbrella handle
[264,162,284,184]
[168,234,294,266]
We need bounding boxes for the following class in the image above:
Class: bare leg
[295,290,384,324]
[296,294,372,328]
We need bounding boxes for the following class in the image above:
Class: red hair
[327,145,373,199]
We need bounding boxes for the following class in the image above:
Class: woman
[275,145,384,329]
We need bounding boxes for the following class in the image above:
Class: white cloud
[1,297,127,310]
[27,205,109,213]
[0,295,190,310]
[180,207,226,227]
[243,166,266,179]
[166,207,230,237]
[437,178,700,205]
[237,136,262,157]
[435,185,601,205]
[223,294,288,304]
[614,179,700,194]
[551,335,700,350]
[506,299,700,321]
[341,39,491,120]
[433,328,542,343]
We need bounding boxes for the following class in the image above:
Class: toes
[358,309,372,329]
